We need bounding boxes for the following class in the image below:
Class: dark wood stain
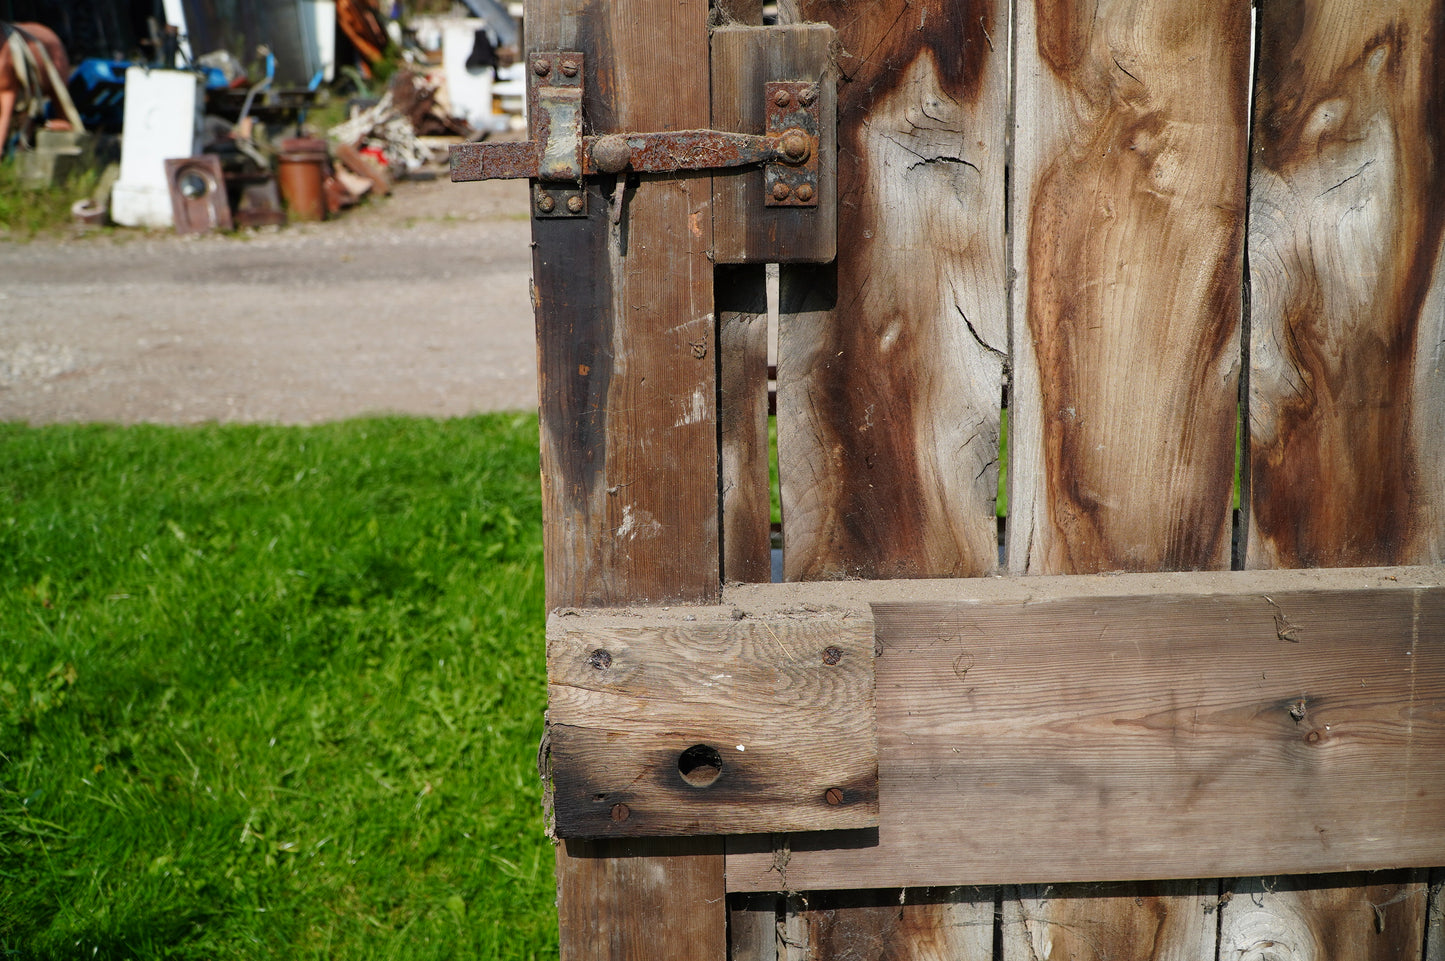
[1249,0,1445,567]
[785,0,998,580]
[1025,2,1249,573]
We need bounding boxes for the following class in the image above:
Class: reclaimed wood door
[502,0,1445,957]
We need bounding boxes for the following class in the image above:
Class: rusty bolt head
[824,787,844,806]
[536,193,556,213]
[772,182,792,202]
[560,59,579,77]
[566,194,585,214]
[778,129,811,164]
[796,183,816,203]
[610,803,630,822]
[799,85,818,107]
[773,89,792,109]
[591,135,633,174]
[822,645,843,665]
[533,57,552,76]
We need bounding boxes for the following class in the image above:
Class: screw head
[566,194,585,214]
[560,59,579,77]
[822,645,843,665]
[796,183,815,203]
[799,85,818,106]
[772,181,792,201]
[536,193,556,213]
[533,57,552,76]
[773,89,792,108]
[824,787,844,806]
[610,803,630,822]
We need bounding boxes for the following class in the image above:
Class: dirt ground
[0,172,537,425]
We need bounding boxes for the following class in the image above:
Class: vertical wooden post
[1004,0,1249,953]
[528,0,726,958]
[1230,0,1445,943]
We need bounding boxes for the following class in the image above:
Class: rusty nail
[587,648,612,670]
[822,645,843,665]
[799,85,817,106]
[611,803,630,822]
[533,57,552,76]
[824,788,843,806]
[796,183,815,203]
[772,182,792,201]
[773,89,792,108]
[566,194,585,214]
[560,59,579,77]
[536,193,556,213]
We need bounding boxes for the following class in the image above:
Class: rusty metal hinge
[449,51,823,217]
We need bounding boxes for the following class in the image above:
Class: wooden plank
[528,0,724,956]
[1218,871,1429,960]
[1002,882,1217,961]
[556,837,726,961]
[533,0,719,609]
[711,25,837,265]
[1429,869,1444,961]
[1246,0,1445,569]
[546,610,878,837]
[723,580,1445,890]
[729,893,780,961]
[718,265,772,584]
[774,0,1008,581]
[780,888,995,961]
[1005,0,1250,574]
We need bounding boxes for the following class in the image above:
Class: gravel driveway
[0,174,537,425]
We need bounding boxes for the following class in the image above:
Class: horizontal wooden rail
[719,566,1445,891]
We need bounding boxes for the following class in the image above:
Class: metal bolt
[799,85,818,107]
[796,183,815,203]
[533,57,552,76]
[778,129,811,164]
[824,787,843,806]
[772,182,792,202]
[591,135,633,174]
[566,194,585,214]
[560,59,579,77]
[536,193,556,213]
[773,89,792,109]
[610,803,631,822]
[822,645,843,665]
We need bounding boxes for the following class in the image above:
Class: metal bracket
[449,50,823,217]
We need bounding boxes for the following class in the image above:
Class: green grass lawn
[0,415,556,960]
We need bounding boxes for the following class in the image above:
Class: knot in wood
[822,645,844,665]
[587,648,613,670]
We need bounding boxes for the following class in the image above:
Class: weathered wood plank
[1429,869,1444,961]
[1246,0,1445,569]
[547,611,878,837]
[534,0,719,609]
[1002,882,1217,961]
[723,581,1445,890]
[730,893,780,961]
[781,888,995,961]
[718,265,772,584]
[774,0,1008,581]
[1218,872,1429,961]
[556,837,726,961]
[1006,0,1250,574]
[711,25,837,265]
[530,0,724,956]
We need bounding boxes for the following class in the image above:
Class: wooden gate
[456,0,1445,956]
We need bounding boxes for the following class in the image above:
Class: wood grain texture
[556,836,726,961]
[1006,0,1250,574]
[547,611,878,837]
[718,265,772,584]
[730,893,780,961]
[1002,882,1217,961]
[1247,0,1445,569]
[711,25,837,265]
[532,0,724,956]
[774,0,1009,581]
[1218,872,1428,961]
[533,0,718,609]
[724,584,1445,890]
[781,888,995,961]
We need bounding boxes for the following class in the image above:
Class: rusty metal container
[276,138,329,222]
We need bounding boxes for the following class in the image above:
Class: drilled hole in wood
[677,744,723,787]
[587,649,612,670]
